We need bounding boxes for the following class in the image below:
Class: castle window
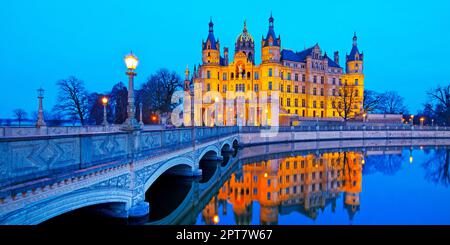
[280,84,284,92]
[208,52,210,57]
[223,85,227,92]
[295,109,298,114]
[280,72,284,79]
[268,68,273,77]
[280,98,283,106]
[287,98,291,106]
[355,79,359,85]
[295,99,298,107]
[254,84,259,92]
[302,86,305,94]
[332,89,336,96]
[207,83,211,91]
[302,99,306,107]
[320,88,324,96]
[355,89,359,97]
[339,79,342,85]
[313,88,317,95]
[217,84,220,91]
[247,72,251,79]
[223,73,227,81]
[231,72,234,79]
[321,76,324,84]
[295,73,299,81]
[313,76,317,83]
[313,101,317,108]
[287,73,291,80]
[235,84,238,91]
[269,81,273,90]
[287,85,291,93]
[207,70,211,79]
[332,78,336,85]
[268,179,271,187]
[302,110,305,116]
[267,192,271,200]
[302,74,306,82]
[320,101,324,108]
[254,72,259,80]
[295,85,298,93]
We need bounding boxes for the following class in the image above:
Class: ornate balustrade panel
[0,127,239,190]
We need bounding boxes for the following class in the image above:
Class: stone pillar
[139,102,144,126]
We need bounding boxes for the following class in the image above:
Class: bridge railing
[0,126,239,191]
[0,125,165,138]
[239,125,450,133]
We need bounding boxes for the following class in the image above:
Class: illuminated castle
[189,14,364,126]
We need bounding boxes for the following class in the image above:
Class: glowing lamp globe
[102,97,108,105]
[124,52,139,70]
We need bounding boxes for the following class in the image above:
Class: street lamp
[122,52,141,131]
[102,96,109,126]
[432,118,434,126]
[362,112,367,123]
[420,117,425,127]
[410,115,414,126]
[36,88,46,127]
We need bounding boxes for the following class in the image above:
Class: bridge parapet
[0,127,239,192]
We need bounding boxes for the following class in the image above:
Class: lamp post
[102,96,109,126]
[410,115,414,126]
[432,119,434,126]
[36,88,46,127]
[139,102,144,126]
[121,52,141,131]
[420,117,425,127]
[362,113,367,123]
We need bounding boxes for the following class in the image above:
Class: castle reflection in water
[201,151,369,225]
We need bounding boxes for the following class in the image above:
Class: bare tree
[53,76,89,125]
[140,69,182,123]
[13,109,28,126]
[332,84,360,121]
[363,90,382,113]
[422,149,450,187]
[425,84,450,125]
[379,91,408,114]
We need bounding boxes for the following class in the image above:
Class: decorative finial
[243,20,247,32]
[353,32,358,46]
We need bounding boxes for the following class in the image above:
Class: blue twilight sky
[1,0,449,118]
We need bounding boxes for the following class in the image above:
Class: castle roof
[281,48,341,68]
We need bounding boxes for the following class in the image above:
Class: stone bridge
[2,124,450,224]
[0,127,239,224]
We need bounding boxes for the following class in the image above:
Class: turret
[261,13,281,63]
[202,18,220,65]
[184,66,190,92]
[346,32,364,74]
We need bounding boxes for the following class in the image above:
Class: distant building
[190,14,364,125]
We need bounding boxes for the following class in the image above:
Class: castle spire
[209,17,214,33]
[353,32,357,46]
[269,12,274,28]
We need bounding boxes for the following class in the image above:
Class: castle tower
[261,13,281,63]
[202,18,220,65]
[343,32,365,116]
[235,20,255,64]
[346,32,363,74]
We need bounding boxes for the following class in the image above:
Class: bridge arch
[1,188,132,225]
[143,157,194,193]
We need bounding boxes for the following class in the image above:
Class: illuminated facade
[201,151,363,224]
[191,14,364,125]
